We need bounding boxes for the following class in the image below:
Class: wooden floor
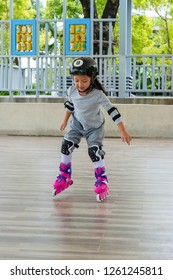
[0,136,173,260]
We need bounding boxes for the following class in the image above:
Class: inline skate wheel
[96,194,101,202]
[96,191,109,202]
[52,189,57,197]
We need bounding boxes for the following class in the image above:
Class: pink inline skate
[52,162,73,197]
[94,167,109,202]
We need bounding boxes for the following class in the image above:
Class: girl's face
[73,75,91,94]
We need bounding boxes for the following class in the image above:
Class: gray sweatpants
[64,117,105,148]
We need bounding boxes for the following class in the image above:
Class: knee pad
[61,139,76,155]
[88,145,105,162]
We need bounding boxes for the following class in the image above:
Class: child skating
[52,57,132,202]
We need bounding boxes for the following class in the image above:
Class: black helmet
[70,57,98,79]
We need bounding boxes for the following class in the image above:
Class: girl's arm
[60,111,72,131]
[117,122,132,145]
[98,92,132,144]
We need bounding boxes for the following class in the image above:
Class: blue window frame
[65,18,91,56]
[11,19,37,56]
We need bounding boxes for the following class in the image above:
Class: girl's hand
[117,122,132,145]
[60,121,67,131]
[120,131,132,145]
[60,111,72,131]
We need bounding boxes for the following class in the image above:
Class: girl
[52,57,132,202]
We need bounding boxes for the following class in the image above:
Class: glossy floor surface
[0,136,173,260]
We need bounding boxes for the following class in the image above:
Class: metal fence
[130,55,173,96]
[1,1,173,98]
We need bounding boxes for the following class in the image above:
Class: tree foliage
[0,0,10,20]
[0,0,36,20]
[44,0,119,54]
[133,0,173,54]
[14,0,36,19]
[1,0,173,55]
[43,0,83,19]
[132,16,153,54]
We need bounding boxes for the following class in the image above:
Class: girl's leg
[88,145,109,202]
[86,124,109,201]
[52,119,82,197]
[52,138,76,196]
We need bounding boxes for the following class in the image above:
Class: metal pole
[62,0,67,96]
[126,0,132,96]
[36,0,40,97]
[119,0,127,98]
[9,0,13,97]
[90,0,94,56]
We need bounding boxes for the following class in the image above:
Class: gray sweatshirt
[64,86,122,131]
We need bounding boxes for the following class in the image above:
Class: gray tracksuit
[64,86,122,147]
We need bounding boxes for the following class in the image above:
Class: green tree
[44,0,120,55]
[0,0,36,20]
[0,0,10,20]
[1,0,173,55]
[43,0,83,19]
[133,0,173,54]
[132,15,154,54]
[44,0,173,55]
[14,0,36,19]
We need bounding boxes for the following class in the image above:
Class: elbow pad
[107,106,121,122]
[64,101,74,112]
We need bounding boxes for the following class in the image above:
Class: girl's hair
[93,77,108,96]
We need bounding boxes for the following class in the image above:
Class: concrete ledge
[1,96,173,104]
[1,101,173,137]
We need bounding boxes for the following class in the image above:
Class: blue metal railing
[1,18,173,97]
